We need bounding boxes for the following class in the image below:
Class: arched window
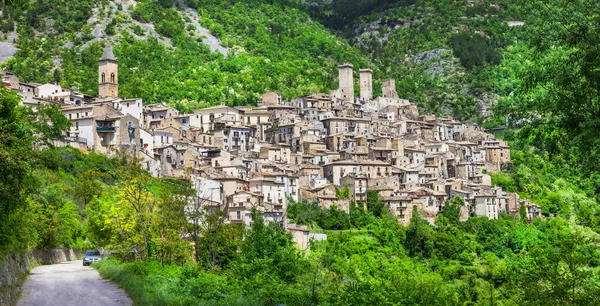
[101,72,106,83]
[110,73,115,83]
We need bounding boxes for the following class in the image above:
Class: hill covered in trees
[0,0,557,120]
[4,1,600,305]
[0,0,372,110]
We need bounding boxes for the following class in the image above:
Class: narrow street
[17,260,131,306]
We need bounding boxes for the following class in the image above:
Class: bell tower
[98,43,118,98]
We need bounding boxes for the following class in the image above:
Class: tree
[520,205,528,221]
[72,170,104,211]
[335,186,349,199]
[236,210,307,283]
[184,174,236,270]
[433,215,464,260]
[439,196,464,226]
[154,183,191,265]
[0,88,36,250]
[0,87,69,252]
[405,206,434,258]
[318,206,351,230]
[349,200,374,228]
[366,190,385,217]
[509,231,600,305]
[517,0,600,172]
[114,159,157,261]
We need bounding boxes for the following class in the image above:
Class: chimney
[338,63,354,102]
[359,68,373,100]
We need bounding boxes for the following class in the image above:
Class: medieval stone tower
[98,43,118,98]
[359,68,373,100]
[338,63,354,102]
[382,79,399,99]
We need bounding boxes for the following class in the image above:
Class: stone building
[98,44,118,98]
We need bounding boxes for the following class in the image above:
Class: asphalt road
[17,260,132,306]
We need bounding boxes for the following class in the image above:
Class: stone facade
[5,60,541,248]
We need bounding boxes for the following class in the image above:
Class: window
[75,122,79,130]
[85,112,88,116]
[101,72,106,83]
[110,73,115,83]
[69,114,72,119]
[237,211,241,219]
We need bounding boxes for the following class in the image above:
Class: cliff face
[0,249,84,306]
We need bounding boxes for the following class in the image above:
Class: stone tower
[382,79,398,99]
[98,43,118,98]
[359,68,372,100]
[338,63,354,102]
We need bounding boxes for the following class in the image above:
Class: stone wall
[0,248,84,306]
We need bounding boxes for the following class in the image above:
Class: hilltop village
[1,44,541,237]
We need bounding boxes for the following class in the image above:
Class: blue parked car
[83,250,103,266]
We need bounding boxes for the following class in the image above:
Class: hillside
[4,1,600,305]
[0,0,372,110]
[0,0,540,120]
[308,0,542,120]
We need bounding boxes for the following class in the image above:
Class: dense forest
[3,0,600,305]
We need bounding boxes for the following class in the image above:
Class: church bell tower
[98,43,118,98]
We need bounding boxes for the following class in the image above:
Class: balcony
[96,126,116,132]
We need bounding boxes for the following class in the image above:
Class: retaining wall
[0,248,84,306]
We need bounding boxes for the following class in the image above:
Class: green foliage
[132,24,145,36]
[94,201,600,305]
[507,230,600,305]
[335,186,349,199]
[449,31,504,70]
[405,206,434,257]
[519,205,527,221]
[0,88,72,253]
[365,190,385,217]
[104,18,116,36]
[439,196,463,226]
[491,172,517,192]
[4,0,371,109]
[287,200,352,230]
